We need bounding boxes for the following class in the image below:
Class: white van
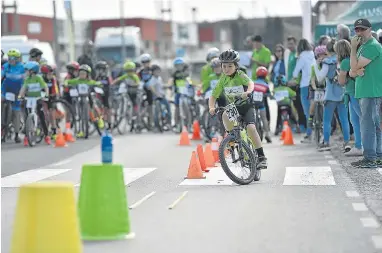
[1,35,56,65]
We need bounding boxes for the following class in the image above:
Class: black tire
[255,114,264,141]
[218,135,257,185]
[154,100,164,133]
[2,102,13,142]
[53,98,77,133]
[81,100,90,139]
[248,142,261,181]
[25,114,36,147]
[314,104,323,147]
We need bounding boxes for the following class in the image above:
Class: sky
[2,0,319,22]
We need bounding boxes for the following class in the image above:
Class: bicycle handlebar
[213,93,251,114]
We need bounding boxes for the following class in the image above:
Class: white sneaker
[344,148,363,157]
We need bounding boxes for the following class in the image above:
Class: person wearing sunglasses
[1,49,25,143]
[349,18,382,169]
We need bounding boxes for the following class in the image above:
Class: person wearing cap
[349,18,382,169]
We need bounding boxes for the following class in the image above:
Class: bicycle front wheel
[218,134,257,185]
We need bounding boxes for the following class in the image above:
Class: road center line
[371,235,382,249]
[168,191,188,210]
[377,168,382,176]
[328,160,338,165]
[51,159,72,167]
[345,191,360,197]
[325,155,334,159]
[129,191,156,209]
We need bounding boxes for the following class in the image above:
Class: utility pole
[119,0,127,63]
[190,7,197,77]
[52,0,61,72]
[2,0,20,35]
[161,0,172,70]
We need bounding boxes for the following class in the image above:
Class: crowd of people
[245,18,382,169]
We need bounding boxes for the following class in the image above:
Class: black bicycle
[215,94,260,185]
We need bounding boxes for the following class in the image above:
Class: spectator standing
[337,24,351,42]
[292,39,315,140]
[349,19,382,169]
[335,39,362,156]
[250,35,272,123]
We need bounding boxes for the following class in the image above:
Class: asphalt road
[2,130,382,253]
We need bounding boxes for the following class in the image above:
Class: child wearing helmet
[1,48,25,143]
[202,58,226,106]
[95,61,113,130]
[64,64,104,138]
[41,64,60,138]
[112,61,141,122]
[252,66,272,143]
[138,54,154,128]
[273,74,299,133]
[18,61,50,145]
[209,49,268,169]
[200,47,220,86]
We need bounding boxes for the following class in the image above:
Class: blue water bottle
[101,130,113,163]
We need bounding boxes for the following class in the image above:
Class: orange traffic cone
[283,123,294,145]
[179,126,191,146]
[191,120,202,140]
[64,122,75,142]
[197,144,209,172]
[204,143,216,167]
[184,151,206,179]
[280,121,288,140]
[211,138,219,162]
[54,129,68,148]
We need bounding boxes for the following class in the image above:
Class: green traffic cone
[78,164,134,240]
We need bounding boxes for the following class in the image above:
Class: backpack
[323,57,339,84]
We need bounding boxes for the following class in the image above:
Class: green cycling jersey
[117,73,140,86]
[200,64,214,84]
[273,86,296,106]
[212,70,251,103]
[22,75,48,97]
[202,72,222,93]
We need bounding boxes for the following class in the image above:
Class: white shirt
[293,50,315,88]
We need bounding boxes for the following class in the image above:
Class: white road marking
[51,159,72,167]
[324,155,334,159]
[75,167,157,187]
[360,217,380,228]
[352,203,368,211]
[1,169,71,188]
[371,235,382,249]
[168,191,188,210]
[328,160,338,165]
[378,168,382,175]
[179,166,233,186]
[129,191,156,209]
[345,191,360,198]
[283,167,336,186]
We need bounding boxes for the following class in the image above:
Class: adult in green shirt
[250,35,271,80]
[349,18,382,169]
[336,39,362,157]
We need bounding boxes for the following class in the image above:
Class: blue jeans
[300,87,311,135]
[348,95,362,149]
[323,101,350,144]
[359,97,382,161]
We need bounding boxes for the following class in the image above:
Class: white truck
[94,26,142,64]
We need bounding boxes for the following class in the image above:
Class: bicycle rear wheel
[25,114,37,147]
[218,135,257,185]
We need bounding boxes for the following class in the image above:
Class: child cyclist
[18,61,50,146]
[64,64,104,138]
[40,64,60,139]
[208,49,268,169]
[111,61,141,121]
[149,64,172,130]
[252,66,272,143]
[95,61,113,130]
[273,75,299,132]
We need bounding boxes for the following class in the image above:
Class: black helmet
[151,64,161,71]
[95,61,108,69]
[134,61,141,69]
[29,48,43,57]
[219,49,240,63]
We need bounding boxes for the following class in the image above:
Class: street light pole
[119,0,127,63]
[52,0,61,72]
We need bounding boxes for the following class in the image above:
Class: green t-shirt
[355,38,382,98]
[117,73,140,86]
[202,72,221,93]
[212,70,251,103]
[287,51,297,81]
[251,45,272,80]
[23,75,47,97]
[65,78,101,95]
[339,58,355,96]
[200,64,214,83]
[273,86,296,106]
